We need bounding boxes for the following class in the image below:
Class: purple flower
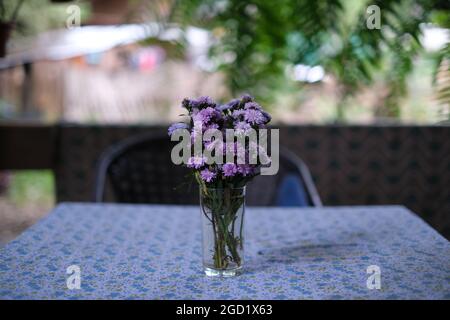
[181,98,191,110]
[200,168,216,182]
[237,164,254,176]
[187,156,206,169]
[240,94,254,103]
[191,96,215,109]
[168,122,189,136]
[244,102,261,110]
[191,107,200,116]
[204,123,220,131]
[218,99,240,111]
[244,109,266,125]
[261,110,272,122]
[217,104,230,112]
[175,95,272,184]
[222,162,238,177]
[192,112,207,124]
[232,109,245,119]
[193,107,220,125]
[182,96,216,112]
[235,121,252,133]
[199,96,215,104]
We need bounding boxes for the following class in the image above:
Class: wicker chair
[94,132,322,206]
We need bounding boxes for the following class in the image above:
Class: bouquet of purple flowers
[168,94,272,275]
[168,94,271,188]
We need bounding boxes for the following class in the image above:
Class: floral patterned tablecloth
[0,203,449,299]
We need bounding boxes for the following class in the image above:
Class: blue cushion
[276,174,309,207]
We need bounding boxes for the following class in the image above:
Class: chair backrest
[94,132,198,204]
[246,147,322,206]
[94,132,322,206]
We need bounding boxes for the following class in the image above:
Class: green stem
[202,188,244,269]
[239,209,245,250]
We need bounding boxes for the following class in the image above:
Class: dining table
[0,203,449,299]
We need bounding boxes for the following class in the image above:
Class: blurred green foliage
[8,171,54,206]
[0,0,23,22]
[1,0,90,37]
[168,0,449,120]
[2,0,448,121]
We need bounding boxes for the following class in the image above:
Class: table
[0,203,449,299]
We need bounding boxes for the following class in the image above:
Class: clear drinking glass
[200,186,246,277]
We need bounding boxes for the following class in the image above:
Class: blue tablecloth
[0,203,449,299]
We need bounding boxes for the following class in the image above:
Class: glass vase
[200,186,246,277]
